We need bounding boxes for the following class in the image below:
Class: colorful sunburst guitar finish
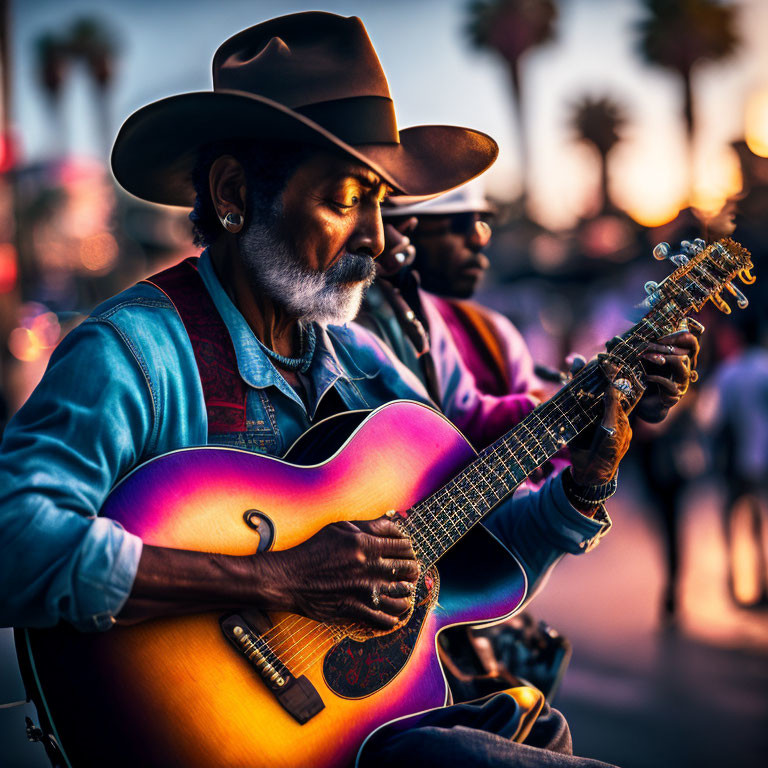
[18,240,755,767]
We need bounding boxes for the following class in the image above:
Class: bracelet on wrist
[563,467,619,508]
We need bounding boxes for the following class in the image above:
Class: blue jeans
[358,695,619,768]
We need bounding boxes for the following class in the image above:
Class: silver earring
[220,212,243,232]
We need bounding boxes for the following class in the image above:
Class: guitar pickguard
[323,568,439,699]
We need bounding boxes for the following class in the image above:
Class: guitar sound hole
[242,510,274,551]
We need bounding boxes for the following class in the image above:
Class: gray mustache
[326,252,375,284]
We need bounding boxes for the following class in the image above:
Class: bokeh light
[690,146,743,216]
[745,87,768,158]
[0,243,18,293]
[612,145,684,228]
[79,231,118,273]
[7,304,61,363]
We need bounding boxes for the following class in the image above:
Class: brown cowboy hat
[111,12,498,207]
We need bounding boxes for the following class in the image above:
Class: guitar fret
[492,442,527,486]
[442,492,470,539]
[432,492,464,542]
[691,262,719,290]
[409,508,441,562]
[487,460,512,495]
[470,468,499,506]
[684,276,707,303]
[644,316,664,336]
[428,500,455,542]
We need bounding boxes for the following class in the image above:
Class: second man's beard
[238,205,375,326]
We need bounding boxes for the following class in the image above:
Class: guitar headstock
[640,237,754,333]
[563,237,754,410]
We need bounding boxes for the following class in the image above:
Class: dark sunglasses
[418,212,492,238]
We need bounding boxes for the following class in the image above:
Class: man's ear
[209,156,247,224]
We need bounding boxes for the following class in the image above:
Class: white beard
[239,209,375,326]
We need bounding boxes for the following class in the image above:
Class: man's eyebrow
[333,169,386,190]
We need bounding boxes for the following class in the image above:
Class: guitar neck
[401,238,753,567]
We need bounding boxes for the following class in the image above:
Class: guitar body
[21,401,527,768]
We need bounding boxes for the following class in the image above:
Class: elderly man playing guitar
[0,12,703,768]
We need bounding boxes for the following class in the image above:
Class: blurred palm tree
[36,33,71,154]
[68,17,119,156]
[467,0,558,200]
[570,95,628,214]
[636,0,740,193]
[34,17,119,159]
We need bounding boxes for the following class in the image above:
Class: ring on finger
[371,586,380,608]
[612,378,633,397]
[600,424,616,437]
[665,345,674,354]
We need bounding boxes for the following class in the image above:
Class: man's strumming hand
[253,515,419,631]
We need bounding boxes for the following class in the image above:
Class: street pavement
[532,472,768,768]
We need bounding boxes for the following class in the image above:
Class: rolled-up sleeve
[0,318,153,631]
[483,471,611,603]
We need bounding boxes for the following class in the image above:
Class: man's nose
[350,206,385,259]
[467,219,492,249]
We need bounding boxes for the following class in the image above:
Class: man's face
[239,152,387,325]
[412,213,492,299]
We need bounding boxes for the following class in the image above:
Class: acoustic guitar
[17,239,755,767]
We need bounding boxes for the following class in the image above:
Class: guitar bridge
[220,611,325,724]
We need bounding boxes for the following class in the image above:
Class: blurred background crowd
[0,0,767,766]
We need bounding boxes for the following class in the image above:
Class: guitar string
[262,613,306,643]
[292,636,339,677]
[402,368,609,564]
[407,344,654,555]
[270,621,334,665]
[285,626,346,674]
[249,249,745,671]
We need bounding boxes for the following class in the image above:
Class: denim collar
[197,250,350,411]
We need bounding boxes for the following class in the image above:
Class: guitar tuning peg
[725,282,749,309]
[739,266,756,285]
[710,292,732,314]
[679,240,703,257]
[652,242,670,260]
[644,280,659,295]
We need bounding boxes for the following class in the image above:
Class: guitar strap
[142,257,248,435]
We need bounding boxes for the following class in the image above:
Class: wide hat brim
[111,90,498,207]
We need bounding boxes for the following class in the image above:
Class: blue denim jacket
[0,251,608,631]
